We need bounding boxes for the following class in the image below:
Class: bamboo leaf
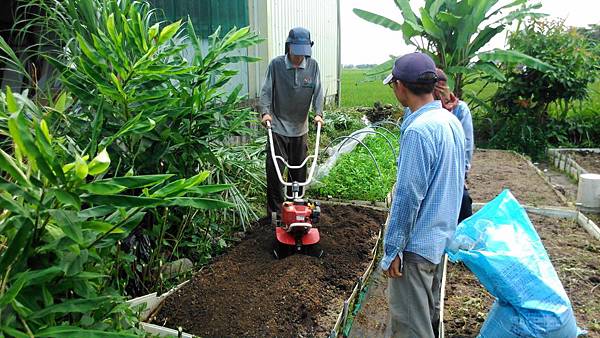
[148,22,159,40]
[78,206,117,219]
[224,26,250,46]
[8,112,58,184]
[0,269,28,306]
[189,184,232,195]
[165,197,234,210]
[29,296,115,319]
[54,91,69,113]
[79,181,127,195]
[0,219,34,274]
[0,149,29,186]
[1,327,29,338]
[36,326,137,338]
[96,174,173,189]
[5,86,19,113]
[158,20,181,45]
[50,210,84,245]
[75,34,102,65]
[82,221,125,234]
[52,189,82,209]
[88,149,111,175]
[82,194,163,208]
[75,155,89,180]
[40,119,52,143]
[0,177,36,203]
[0,193,25,214]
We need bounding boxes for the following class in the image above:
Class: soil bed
[152,205,385,337]
[445,214,600,337]
[569,150,600,174]
[468,149,564,206]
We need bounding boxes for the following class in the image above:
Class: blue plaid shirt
[381,101,465,269]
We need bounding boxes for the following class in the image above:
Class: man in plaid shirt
[382,53,465,338]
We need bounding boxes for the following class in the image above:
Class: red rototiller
[266,120,323,259]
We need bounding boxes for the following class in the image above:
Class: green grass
[340,69,398,108]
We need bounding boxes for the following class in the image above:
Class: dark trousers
[458,186,473,223]
[266,132,308,215]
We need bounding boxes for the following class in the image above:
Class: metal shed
[150,0,341,103]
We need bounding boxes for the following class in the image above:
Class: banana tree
[354,0,551,99]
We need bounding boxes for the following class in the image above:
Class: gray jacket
[259,55,323,137]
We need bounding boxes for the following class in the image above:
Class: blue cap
[286,27,313,56]
[383,52,438,85]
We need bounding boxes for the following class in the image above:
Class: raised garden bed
[569,151,600,174]
[468,149,566,206]
[313,134,397,202]
[548,148,600,181]
[148,205,385,337]
[445,212,600,337]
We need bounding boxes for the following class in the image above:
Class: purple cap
[286,27,313,56]
[383,52,438,85]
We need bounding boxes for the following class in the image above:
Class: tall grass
[340,69,397,108]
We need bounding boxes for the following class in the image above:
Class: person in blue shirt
[382,53,465,338]
[434,68,474,223]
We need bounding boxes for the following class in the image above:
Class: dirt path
[153,205,385,337]
[538,162,579,202]
[347,268,390,337]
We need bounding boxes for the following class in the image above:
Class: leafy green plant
[314,134,397,202]
[495,19,599,119]
[12,0,264,227]
[0,87,232,335]
[487,19,600,158]
[354,0,551,98]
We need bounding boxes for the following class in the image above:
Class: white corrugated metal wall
[248,0,340,101]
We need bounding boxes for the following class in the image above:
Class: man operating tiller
[259,27,324,258]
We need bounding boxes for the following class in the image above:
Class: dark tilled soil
[152,205,385,337]
[569,150,600,174]
[468,149,565,206]
[445,214,600,337]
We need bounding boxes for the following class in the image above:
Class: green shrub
[0,88,231,335]
[1,0,268,298]
[487,19,599,158]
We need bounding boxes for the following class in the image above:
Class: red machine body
[272,200,322,257]
[281,202,312,226]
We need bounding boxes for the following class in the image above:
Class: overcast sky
[341,0,599,65]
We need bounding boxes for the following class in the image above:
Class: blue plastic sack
[446,189,585,337]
